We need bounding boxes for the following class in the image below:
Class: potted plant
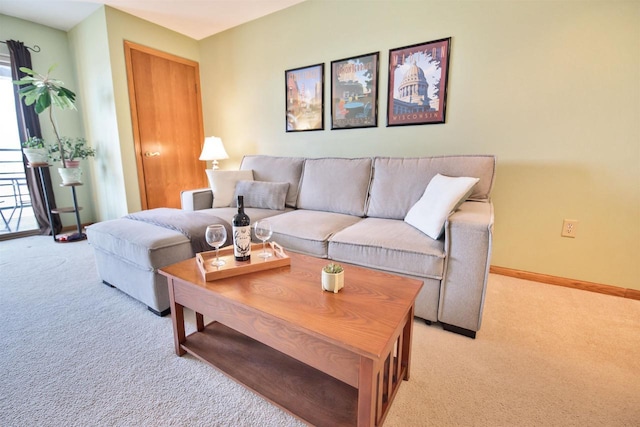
[48,136,96,166]
[13,65,80,169]
[21,136,49,165]
[47,136,96,184]
[321,263,344,293]
[14,65,94,184]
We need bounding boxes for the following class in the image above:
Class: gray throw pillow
[233,181,290,210]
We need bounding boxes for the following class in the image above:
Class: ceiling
[0,0,306,40]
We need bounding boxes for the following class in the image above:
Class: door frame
[124,40,204,210]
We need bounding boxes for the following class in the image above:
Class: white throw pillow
[404,174,480,239]
[205,169,254,207]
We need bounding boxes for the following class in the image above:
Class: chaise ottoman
[87,207,235,315]
[86,218,192,315]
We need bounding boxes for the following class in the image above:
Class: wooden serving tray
[196,241,290,281]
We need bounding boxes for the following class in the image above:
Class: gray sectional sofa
[87,154,495,338]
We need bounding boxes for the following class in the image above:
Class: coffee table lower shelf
[182,321,358,426]
[161,253,421,426]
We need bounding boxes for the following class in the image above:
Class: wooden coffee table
[160,252,423,426]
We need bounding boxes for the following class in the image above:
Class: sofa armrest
[438,201,494,333]
[180,188,213,211]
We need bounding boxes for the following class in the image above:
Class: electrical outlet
[562,219,579,238]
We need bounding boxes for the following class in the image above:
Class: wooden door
[124,41,206,209]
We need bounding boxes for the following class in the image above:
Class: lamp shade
[199,137,229,161]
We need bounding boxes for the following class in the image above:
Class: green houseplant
[14,65,95,184]
[48,136,96,166]
[21,136,46,149]
[322,263,344,274]
[13,64,79,168]
[21,136,48,164]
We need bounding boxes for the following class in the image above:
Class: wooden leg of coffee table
[401,306,415,380]
[196,312,205,331]
[357,356,376,426]
[167,278,186,356]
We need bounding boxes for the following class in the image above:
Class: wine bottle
[232,195,251,261]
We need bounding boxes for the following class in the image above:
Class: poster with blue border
[331,52,379,130]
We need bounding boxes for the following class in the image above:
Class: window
[0,54,37,235]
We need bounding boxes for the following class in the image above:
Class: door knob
[144,151,160,157]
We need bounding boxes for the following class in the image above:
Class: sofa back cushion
[367,155,496,220]
[240,155,305,207]
[297,157,372,217]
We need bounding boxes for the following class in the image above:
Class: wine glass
[205,224,227,267]
[253,220,273,259]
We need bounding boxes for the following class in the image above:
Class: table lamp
[199,136,229,170]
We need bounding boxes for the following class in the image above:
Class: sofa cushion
[297,157,372,217]
[232,180,289,210]
[86,218,192,270]
[205,169,254,207]
[367,156,496,219]
[405,174,480,239]
[266,210,363,257]
[240,155,305,207]
[328,217,445,279]
[200,207,292,226]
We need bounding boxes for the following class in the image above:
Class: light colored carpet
[1,236,638,426]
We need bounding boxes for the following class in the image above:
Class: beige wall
[68,8,120,222]
[2,7,200,222]
[0,13,92,228]
[67,6,200,217]
[198,0,639,290]
[2,1,638,291]
[101,6,200,214]
[2,8,200,223]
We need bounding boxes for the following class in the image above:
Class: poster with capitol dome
[387,38,451,126]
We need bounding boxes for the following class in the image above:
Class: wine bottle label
[233,225,252,259]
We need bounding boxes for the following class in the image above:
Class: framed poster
[285,63,324,132]
[330,52,379,130]
[387,37,451,126]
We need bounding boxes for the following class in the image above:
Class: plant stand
[33,164,86,243]
[52,183,86,242]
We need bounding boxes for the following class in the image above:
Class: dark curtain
[7,40,62,236]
